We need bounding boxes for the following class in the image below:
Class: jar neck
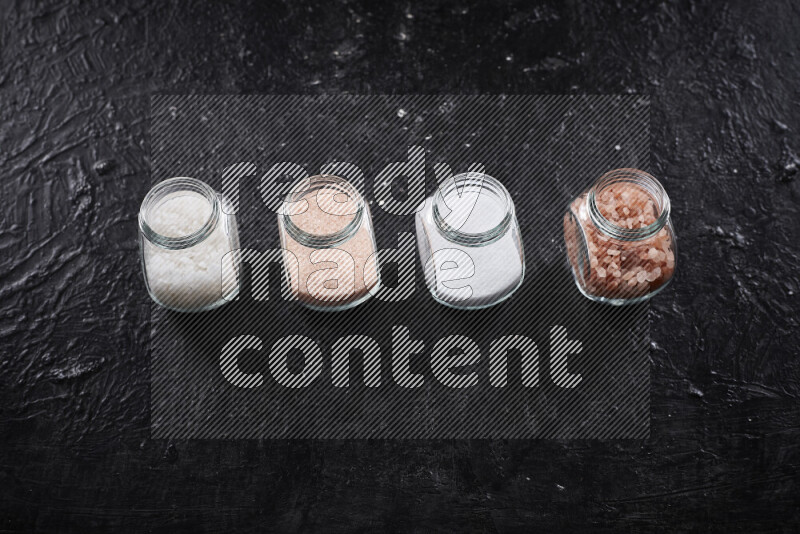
[281,175,364,248]
[139,177,220,250]
[432,172,513,246]
[587,168,670,241]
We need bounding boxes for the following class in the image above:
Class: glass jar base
[425,268,525,310]
[146,285,241,313]
[294,279,381,312]
[571,275,673,306]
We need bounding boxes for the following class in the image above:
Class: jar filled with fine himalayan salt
[139,177,241,312]
[277,175,380,311]
[564,168,676,305]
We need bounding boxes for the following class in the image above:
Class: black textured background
[1,1,799,532]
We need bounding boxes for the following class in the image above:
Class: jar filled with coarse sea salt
[564,168,677,305]
[139,177,241,312]
[415,172,525,309]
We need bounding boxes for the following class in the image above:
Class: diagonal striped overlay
[149,95,651,439]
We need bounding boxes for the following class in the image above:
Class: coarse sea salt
[139,180,240,312]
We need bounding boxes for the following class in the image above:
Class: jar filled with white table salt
[564,168,677,305]
[278,174,380,311]
[139,177,241,312]
[415,172,525,309]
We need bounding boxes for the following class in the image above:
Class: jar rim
[280,174,365,248]
[587,168,671,241]
[432,172,514,246]
[139,177,220,250]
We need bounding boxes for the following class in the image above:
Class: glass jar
[277,174,380,311]
[139,177,241,312]
[563,168,677,305]
[415,172,525,309]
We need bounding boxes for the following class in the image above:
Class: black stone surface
[1,0,798,531]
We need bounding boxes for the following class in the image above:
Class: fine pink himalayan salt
[568,183,675,299]
[279,177,379,309]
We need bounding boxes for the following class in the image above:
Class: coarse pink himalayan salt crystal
[565,181,675,300]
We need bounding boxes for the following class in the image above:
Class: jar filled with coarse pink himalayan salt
[564,168,676,305]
